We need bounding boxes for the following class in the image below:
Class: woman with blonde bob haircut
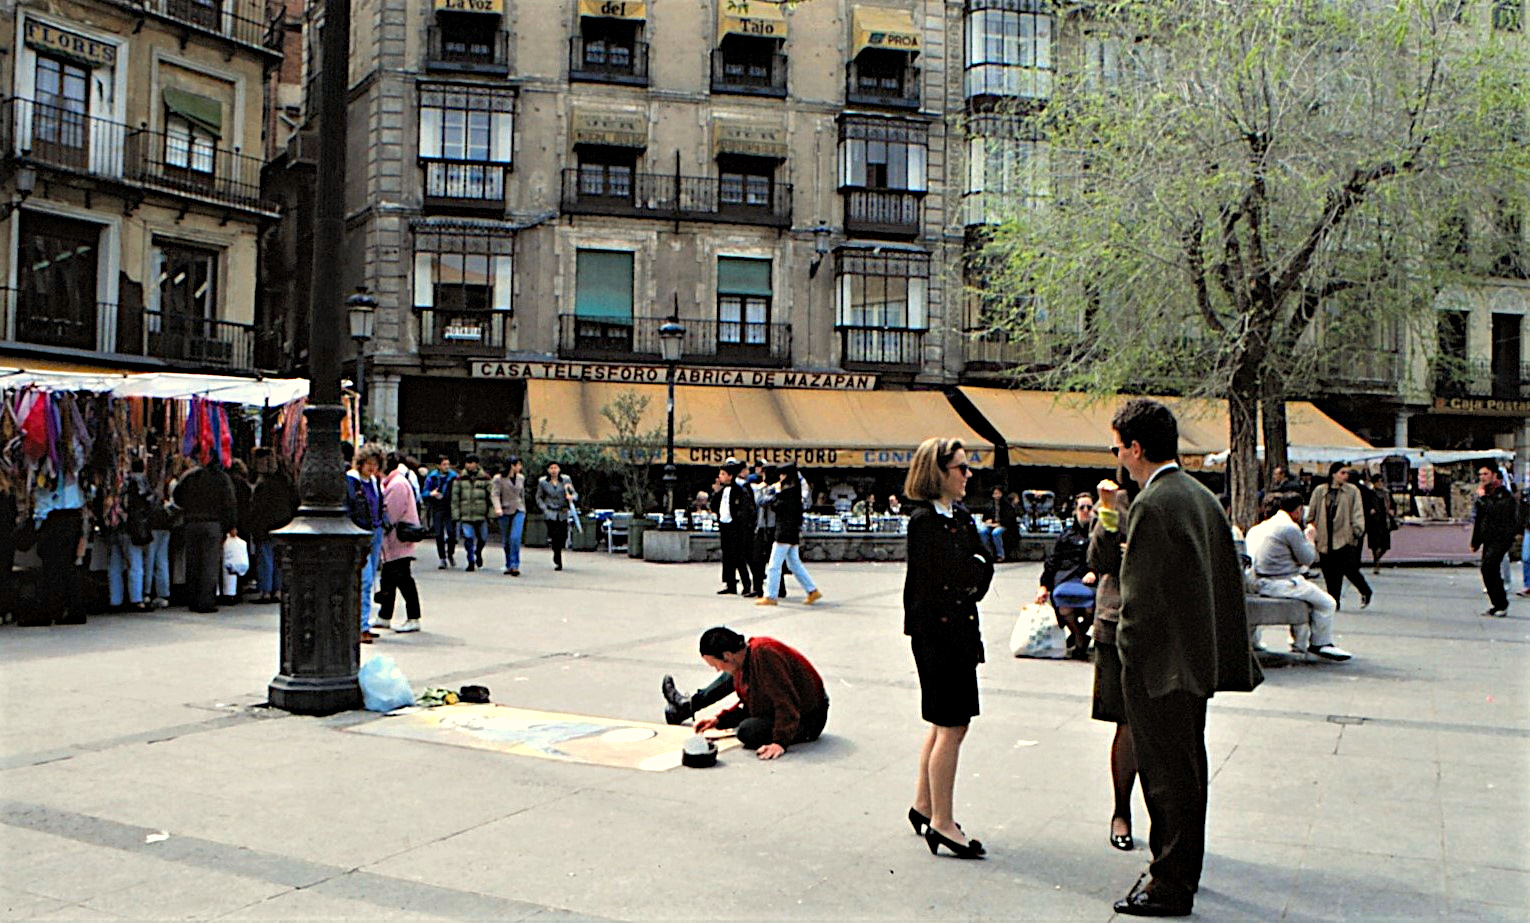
[901,437,994,859]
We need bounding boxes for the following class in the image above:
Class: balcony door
[16,211,101,350]
[1492,312,1522,399]
[152,243,221,364]
[32,56,89,171]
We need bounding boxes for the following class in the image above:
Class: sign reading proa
[25,21,116,68]
[1433,396,1530,417]
[472,359,878,391]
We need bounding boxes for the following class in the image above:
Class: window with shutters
[418,85,513,212]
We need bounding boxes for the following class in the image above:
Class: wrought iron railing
[710,49,788,97]
[425,25,510,73]
[560,169,791,227]
[0,288,104,352]
[838,325,925,369]
[843,188,923,238]
[1433,357,1530,400]
[557,315,792,367]
[421,158,507,212]
[2,97,275,214]
[144,310,256,369]
[130,0,285,53]
[569,36,650,85]
[416,308,508,354]
[846,61,921,108]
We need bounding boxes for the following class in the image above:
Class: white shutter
[908,277,928,329]
[419,107,442,158]
[837,274,853,326]
[492,255,513,312]
[908,144,927,192]
[413,252,434,308]
[491,112,513,165]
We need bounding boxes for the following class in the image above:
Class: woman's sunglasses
[946,462,971,476]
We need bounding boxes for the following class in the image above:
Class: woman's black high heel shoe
[1110,817,1134,851]
[908,808,929,835]
[925,827,985,859]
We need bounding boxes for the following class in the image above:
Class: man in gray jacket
[535,461,578,572]
[1246,493,1352,662]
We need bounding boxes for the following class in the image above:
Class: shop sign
[571,110,647,148]
[471,359,878,391]
[719,1,789,41]
[25,20,116,68]
[1432,396,1530,416]
[434,0,504,12]
[578,0,646,20]
[682,446,987,468]
[443,324,484,341]
[712,121,788,159]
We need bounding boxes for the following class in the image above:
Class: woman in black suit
[903,437,994,860]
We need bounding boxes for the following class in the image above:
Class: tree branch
[1181,216,1226,335]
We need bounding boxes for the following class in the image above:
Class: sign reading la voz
[472,359,877,391]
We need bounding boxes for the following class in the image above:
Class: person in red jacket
[690,627,828,760]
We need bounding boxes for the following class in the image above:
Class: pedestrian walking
[1085,470,1141,853]
[174,459,238,614]
[902,437,992,860]
[1470,464,1517,618]
[247,447,298,604]
[376,454,423,633]
[755,462,821,607]
[492,456,525,576]
[346,445,387,642]
[710,457,756,596]
[1108,398,1261,917]
[451,454,493,572]
[748,463,774,596]
[535,461,578,571]
[1362,473,1396,574]
[423,455,458,569]
[1306,462,1372,610]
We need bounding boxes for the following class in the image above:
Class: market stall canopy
[957,388,1372,470]
[1201,445,1513,467]
[0,367,309,405]
[527,380,994,468]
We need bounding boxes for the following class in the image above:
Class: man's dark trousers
[1318,544,1371,608]
[1122,668,1208,902]
[36,510,84,623]
[719,523,752,593]
[1481,539,1513,611]
[749,526,770,595]
[433,506,456,561]
[183,521,223,611]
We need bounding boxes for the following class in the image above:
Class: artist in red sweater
[692,627,829,760]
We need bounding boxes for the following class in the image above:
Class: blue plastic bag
[358,655,414,712]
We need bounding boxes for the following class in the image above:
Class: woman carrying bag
[902,437,994,860]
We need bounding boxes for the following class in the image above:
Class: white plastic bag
[359,655,415,712]
[222,535,249,596]
[1009,602,1069,659]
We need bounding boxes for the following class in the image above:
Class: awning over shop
[958,388,1373,470]
[0,366,309,405]
[851,6,921,56]
[579,0,645,20]
[527,380,994,468]
[718,0,788,42]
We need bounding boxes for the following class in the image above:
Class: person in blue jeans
[492,456,526,576]
[346,444,388,642]
[423,455,458,569]
[248,447,298,604]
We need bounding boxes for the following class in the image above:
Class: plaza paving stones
[1,557,1525,920]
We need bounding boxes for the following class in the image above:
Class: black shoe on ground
[1481,607,1508,618]
[438,559,448,569]
[717,587,737,595]
[1113,890,1192,918]
[466,562,476,573]
[1360,594,1372,609]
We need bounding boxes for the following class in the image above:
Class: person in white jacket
[1245,492,1353,662]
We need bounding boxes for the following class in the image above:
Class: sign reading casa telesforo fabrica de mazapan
[471,360,878,391]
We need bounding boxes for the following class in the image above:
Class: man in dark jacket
[174,460,238,613]
[248,447,298,604]
[709,457,757,595]
[1471,465,1519,617]
[1109,398,1261,917]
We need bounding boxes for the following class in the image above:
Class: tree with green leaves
[977,0,1528,526]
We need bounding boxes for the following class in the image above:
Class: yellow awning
[570,109,647,148]
[527,380,994,468]
[718,1,788,42]
[579,0,645,20]
[712,120,788,159]
[957,388,1372,469]
[852,6,921,56]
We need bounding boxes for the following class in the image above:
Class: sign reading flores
[473,360,877,391]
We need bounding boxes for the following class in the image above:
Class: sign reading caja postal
[472,359,877,391]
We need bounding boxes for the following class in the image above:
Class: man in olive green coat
[1109,398,1262,917]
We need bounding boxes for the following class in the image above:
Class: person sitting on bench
[1245,493,1353,662]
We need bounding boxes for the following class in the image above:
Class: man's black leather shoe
[1112,890,1192,917]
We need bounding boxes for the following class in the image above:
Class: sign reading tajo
[471,360,878,391]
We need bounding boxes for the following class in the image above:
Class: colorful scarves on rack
[181,397,233,467]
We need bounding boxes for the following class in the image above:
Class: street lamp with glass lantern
[347,288,377,418]
[657,317,685,530]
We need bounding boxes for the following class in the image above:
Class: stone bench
[1245,595,1313,667]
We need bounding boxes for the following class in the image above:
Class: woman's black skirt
[911,633,979,727]
[1091,638,1128,724]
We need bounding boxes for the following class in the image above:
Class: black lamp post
[657,317,685,530]
[347,288,377,417]
[268,0,369,715]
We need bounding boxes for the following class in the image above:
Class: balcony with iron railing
[846,61,921,109]
[568,36,650,86]
[1433,357,1530,400]
[962,328,1063,371]
[560,169,791,227]
[842,188,923,238]
[838,325,925,371]
[0,288,259,371]
[125,0,285,55]
[710,49,788,97]
[425,25,510,74]
[1313,349,1403,396]
[416,308,508,355]
[143,310,256,369]
[1,97,278,216]
[421,158,507,214]
[557,315,792,367]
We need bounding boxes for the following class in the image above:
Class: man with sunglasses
[1108,398,1262,917]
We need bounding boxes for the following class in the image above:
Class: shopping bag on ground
[359,655,415,712]
[1009,602,1069,659]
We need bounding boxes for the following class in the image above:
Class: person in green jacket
[451,454,494,572]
